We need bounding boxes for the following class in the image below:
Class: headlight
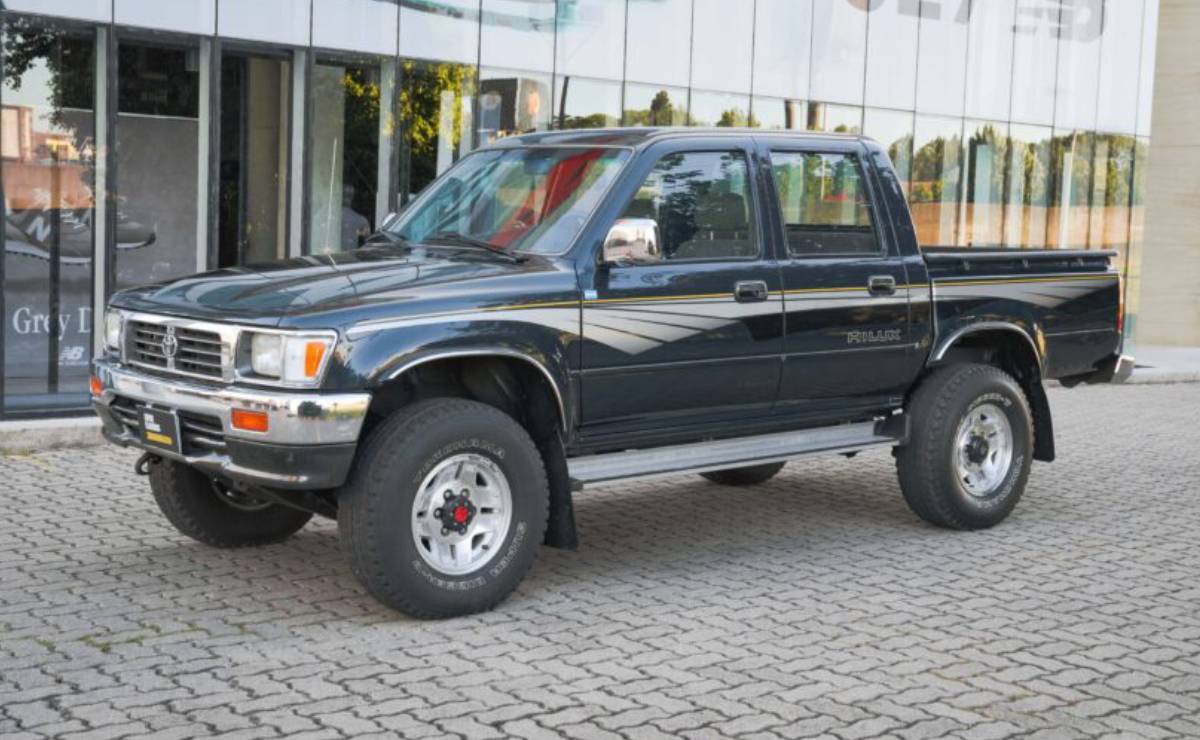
[104,310,123,351]
[245,332,334,385]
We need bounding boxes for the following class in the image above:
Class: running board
[568,418,904,489]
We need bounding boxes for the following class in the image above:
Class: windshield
[388,146,630,255]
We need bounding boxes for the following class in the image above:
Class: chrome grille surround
[121,312,241,383]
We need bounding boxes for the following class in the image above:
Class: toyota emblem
[161,326,179,359]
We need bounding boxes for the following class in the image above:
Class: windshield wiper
[426,231,525,263]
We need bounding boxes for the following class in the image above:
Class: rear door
[761,139,914,416]
[578,136,785,435]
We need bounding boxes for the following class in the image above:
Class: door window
[770,151,879,257]
[619,150,758,261]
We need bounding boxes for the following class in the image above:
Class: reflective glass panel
[1123,137,1149,339]
[481,0,555,73]
[479,68,552,144]
[1095,0,1142,135]
[623,84,688,127]
[688,91,752,128]
[218,54,292,266]
[400,0,480,64]
[915,0,969,118]
[810,0,867,106]
[115,42,200,287]
[1136,0,1159,136]
[555,0,626,80]
[964,0,1015,121]
[310,61,382,254]
[218,0,310,46]
[1003,123,1054,248]
[1010,1,1060,125]
[312,0,399,56]
[4,0,110,22]
[806,102,861,134]
[961,121,1009,247]
[753,0,811,100]
[1054,12,1102,131]
[115,0,216,35]
[399,59,476,204]
[770,152,878,258]
[751,97,805,131]
[691,0,754,93]
[863,108,913,197]
[911,115,963,246]
[620,151,757,260]
[1088,134,1135,256]
[864,0,918,111]
[552,76,621,129]
[390,147,630,254]
[1047,130,1093,249]
[625,0,692,87]
[2,19,95,412]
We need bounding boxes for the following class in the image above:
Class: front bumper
[92,359,370,489]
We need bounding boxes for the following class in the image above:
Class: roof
[491,127,870,150]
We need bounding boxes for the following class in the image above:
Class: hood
[110,247,571,330]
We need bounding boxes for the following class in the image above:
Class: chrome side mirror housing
[602,218,662,265]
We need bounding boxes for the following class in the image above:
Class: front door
[578,138,784,437]
[762,141,914,416]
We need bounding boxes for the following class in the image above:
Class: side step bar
[568,417,906,489]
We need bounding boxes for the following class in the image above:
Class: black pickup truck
[92,129,1131,618]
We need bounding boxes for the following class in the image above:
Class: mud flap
[1025,377,1055,462]
[536,430,578,550]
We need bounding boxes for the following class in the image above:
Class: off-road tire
[338,399,549,619]
[700,462,786,486]
[148,459,313,547]
[896,363,1034,530]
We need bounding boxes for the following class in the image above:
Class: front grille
[128,321,225,379]
[108,397,228,456]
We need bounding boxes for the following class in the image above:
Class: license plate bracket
[138,405,181,454]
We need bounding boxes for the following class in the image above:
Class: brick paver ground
[2,383,1199,739]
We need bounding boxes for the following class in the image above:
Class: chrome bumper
[92,359,370,488]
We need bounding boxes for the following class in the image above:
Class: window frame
[762,144,888,262]
[608,143,766,265]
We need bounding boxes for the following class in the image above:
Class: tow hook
[134,452,161,476]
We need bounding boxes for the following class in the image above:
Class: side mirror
[380,211,402,230]
[602,218,662,266]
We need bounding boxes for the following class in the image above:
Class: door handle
[867,275,897,296]
[734,280,769,303]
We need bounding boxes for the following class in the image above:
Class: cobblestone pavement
[3,383,1200,740]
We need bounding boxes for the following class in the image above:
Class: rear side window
[619,150,758,261]
[770,152,880,257]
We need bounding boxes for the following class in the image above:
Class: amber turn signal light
[89,375,103,397]
[231,408,269,433]
[304,341,327,379]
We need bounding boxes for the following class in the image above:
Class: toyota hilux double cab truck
[92,129,1131,618]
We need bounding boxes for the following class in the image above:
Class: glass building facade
[0,0,1161,416]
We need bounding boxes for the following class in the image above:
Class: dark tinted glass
[621,151,758,261]
[771,152,879,257]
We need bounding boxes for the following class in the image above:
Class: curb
[0,417,105,454]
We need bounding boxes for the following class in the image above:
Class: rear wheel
[338,399,548,619]
[700,462,785,486]
[896,363,1033,530]
[148,459,312,547]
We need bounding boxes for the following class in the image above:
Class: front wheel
[148,459,313,547]
[338,399,548,619]
[896,363,1034,530]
